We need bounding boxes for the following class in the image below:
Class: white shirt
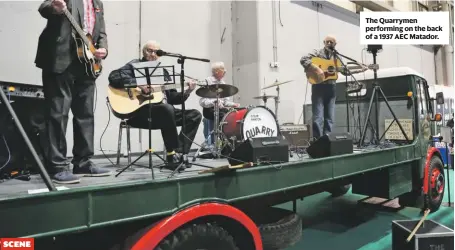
[199,76,235,108]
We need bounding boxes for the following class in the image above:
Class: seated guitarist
[300,35,366,140]
[108,40,202,169]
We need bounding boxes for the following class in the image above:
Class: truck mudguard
[423,146,442,194]
[131,202,263,250]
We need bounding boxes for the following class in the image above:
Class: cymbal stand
[273,84,280,117]
[191,85,224,161]
[212,87,222,158]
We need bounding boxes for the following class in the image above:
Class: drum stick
[198,162,253,174]
[230,162,254,169]
[406,209,430,242]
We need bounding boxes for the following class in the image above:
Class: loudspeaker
[228,137,289,166]
[367,44,383,53]
[306,132,353,159]
[0,97,47,176]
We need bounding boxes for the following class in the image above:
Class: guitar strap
[69,0,79,38]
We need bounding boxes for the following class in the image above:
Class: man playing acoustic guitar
[35,0,110,184]
[300,35,367,140]
[108,40,202,170]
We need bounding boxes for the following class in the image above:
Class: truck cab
[331,67,446,211]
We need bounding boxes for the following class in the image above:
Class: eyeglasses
[146,48,159,54]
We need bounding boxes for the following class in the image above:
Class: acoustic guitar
[108,81,203,119]
[306,57,376,84]
[62,8,102,79]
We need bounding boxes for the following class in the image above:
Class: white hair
[142,40,160,57]
[211,62,225,73]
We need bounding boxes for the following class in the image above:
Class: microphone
[155,49,166,57]
[156,49,180,57]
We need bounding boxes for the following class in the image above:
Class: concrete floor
[280,170,454,250]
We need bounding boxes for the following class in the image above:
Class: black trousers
[126,104,202,154]
[203,107,228,122]
[42,60,95,173]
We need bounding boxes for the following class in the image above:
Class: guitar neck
[63,8,95,53]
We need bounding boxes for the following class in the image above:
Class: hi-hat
[262,80,293,90]
[253,95,277,99]
[196,84,239,98]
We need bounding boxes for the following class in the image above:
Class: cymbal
[253,95,277,99]
[262,80,293,90]
[196,84,239,98]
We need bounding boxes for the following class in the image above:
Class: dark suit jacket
[35,0,108,73]
[108,58,190,105]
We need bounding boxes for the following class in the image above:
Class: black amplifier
[0,81,44,100]
[306,132,353,159]
[228,136,289,166]
[279,124,311,148]
[0,81,46,176]
[392,220,454,250]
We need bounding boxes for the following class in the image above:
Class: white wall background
[250,0,436,126]
[0,1,438,158]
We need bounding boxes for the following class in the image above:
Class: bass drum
[221,106,279,142]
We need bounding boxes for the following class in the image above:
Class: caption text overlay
[360,12,449,45]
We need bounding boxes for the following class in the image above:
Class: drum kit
[192,79,293,160]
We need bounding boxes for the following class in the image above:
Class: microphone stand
[358,48,410,147]
[161,52,214,178]
[332,49,364,139]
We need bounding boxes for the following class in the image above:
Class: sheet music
[131,61,166,86]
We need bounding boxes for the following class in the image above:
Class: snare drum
[221,106,279,142]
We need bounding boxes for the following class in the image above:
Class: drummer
[199,62,241,122]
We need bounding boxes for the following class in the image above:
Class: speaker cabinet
[306,132,353,159]
[228,137,289,166]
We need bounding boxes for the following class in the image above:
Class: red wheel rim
[430,167,444,201]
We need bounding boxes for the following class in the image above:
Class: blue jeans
[203,118,215,145]
[311,84,336,139]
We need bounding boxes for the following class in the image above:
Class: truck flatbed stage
[0,142,418,238]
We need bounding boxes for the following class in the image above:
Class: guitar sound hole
[327,66,335,74]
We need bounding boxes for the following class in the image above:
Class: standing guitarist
[35,0,110,184]
[108,40,202,169]
[300,35,366,140]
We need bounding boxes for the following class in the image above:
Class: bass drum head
[242,106,278,140]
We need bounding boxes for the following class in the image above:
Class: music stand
[440,126,452,207]
[115,60,170,179]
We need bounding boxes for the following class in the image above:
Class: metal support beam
[349,0,400,12]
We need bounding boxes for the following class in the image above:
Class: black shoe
[73,162,111,177]
[181,155,192,168]
[166,153,185,171]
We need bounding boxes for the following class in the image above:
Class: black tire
[155,223,239,250]
[248,207,302,250]
[328,184,351,197]
[424,156,445,212]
